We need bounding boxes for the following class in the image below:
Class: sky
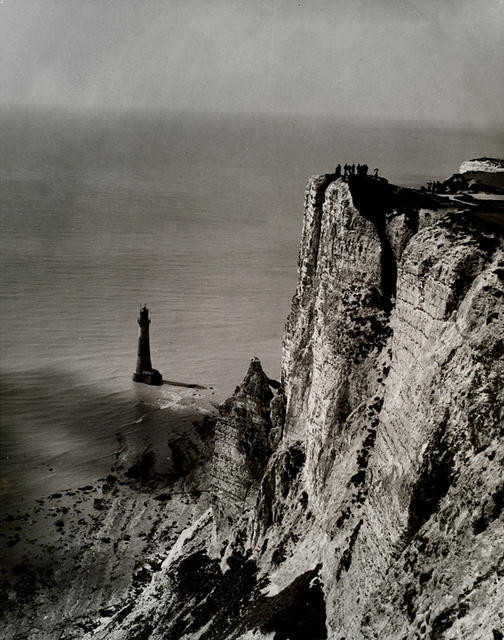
[1,0,503,126]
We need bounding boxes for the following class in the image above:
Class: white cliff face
[459,158,504,173]
[283,177,395,500]
[277,175,504,639]
[362,228,504,638]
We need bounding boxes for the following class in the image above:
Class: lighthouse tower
[133,305,163,385]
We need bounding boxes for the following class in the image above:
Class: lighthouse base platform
[133,369,163,386]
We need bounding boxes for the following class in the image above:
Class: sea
[1,108,502,504]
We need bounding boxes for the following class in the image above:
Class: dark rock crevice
[348,176,398,313]
[257,568,327,640]
[472,484,504,535]
[406,414,455,538]
[336,519,363,580]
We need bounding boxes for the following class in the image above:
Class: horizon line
[1,103,503,134]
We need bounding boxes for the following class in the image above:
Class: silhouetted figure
[344,164,349,176]
[351,164,355,174]
[357,163,362,174]
[363,164,368,175]
[335,164,341,178]
[374,168,379,178]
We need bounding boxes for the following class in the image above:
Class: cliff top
[336,174,453,214]
[325,171,504,232]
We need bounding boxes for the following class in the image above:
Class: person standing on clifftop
[374,168,379,177]
[335,164,341,178]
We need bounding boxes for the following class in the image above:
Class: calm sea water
[1,108,502,502]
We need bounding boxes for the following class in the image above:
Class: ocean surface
[1,108,503,503]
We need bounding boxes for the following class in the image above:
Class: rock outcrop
[210,357,278,531]
[438,169,504,196]
[459,158,504,174]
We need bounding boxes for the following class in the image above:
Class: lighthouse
[133,305,163,385]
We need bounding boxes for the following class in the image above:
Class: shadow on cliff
[348,175,399,310]
[153,549,327,640]
[348,175,448,311]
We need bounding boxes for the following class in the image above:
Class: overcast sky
[1,0,503,126]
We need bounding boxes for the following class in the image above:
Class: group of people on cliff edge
[334,163,379,178]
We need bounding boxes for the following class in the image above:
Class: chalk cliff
[274,174,504,638]
[2,168,503,639]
